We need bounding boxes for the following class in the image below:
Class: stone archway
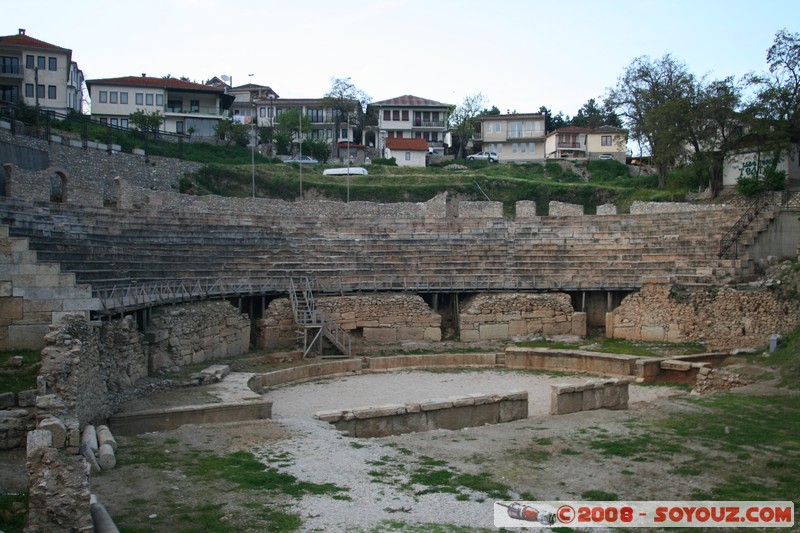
[47,167,69,203]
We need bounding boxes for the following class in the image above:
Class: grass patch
[0,492,28,533]
[761,323,800,388]
[0,350,42,394]
[589,434,683,458]
[515,337,707,357]
[581,490,618,501]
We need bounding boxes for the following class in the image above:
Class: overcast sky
[4,0,799,116]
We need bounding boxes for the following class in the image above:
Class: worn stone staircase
[289,277,352,358]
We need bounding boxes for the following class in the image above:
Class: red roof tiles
[371,95,449,107]
[386,138,429,151]
[86,76,223,93]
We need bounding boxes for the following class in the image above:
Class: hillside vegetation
[181,158,695,215]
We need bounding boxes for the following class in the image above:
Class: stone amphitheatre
[1,124,799,531]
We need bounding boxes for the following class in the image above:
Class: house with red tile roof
[367,95,451,156]
[0,29,84,114]
[85,75,233,137]
[385,137,429,167]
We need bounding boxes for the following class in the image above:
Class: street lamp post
[299,110,303,199]
[249,74,255,198]
[346,113,350,203]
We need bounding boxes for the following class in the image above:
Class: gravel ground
[252,370,685,531]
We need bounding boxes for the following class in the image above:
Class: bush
[587,160,630,182]
[372,157,397,166]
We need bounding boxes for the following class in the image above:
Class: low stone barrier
[364,352,499,371]
[505,346,638,376]
[251,359,363,390]
[315,391,528,438]
[550,379,630,415]
[109,400,273,436]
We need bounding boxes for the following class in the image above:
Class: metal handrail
[718,191,788,259]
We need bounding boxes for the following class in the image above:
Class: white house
[385,137,429,167]
[86,75,233,136]
[0,29,83,115]
[475,113,547,162]
[368,95,451,155]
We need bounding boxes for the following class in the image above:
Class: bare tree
[450,93,487,159]
[323,77,371,158]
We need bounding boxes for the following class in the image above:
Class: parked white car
[467,151,500,162]
[283,155,318,164]
[322,167,369,176]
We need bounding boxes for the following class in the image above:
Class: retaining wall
[315,391,528,437]
[550,379,630,415]
[505,346,637,376]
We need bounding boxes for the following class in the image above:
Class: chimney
[142,73,146,77]
[18,29,26,35]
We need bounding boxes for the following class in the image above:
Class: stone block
[38,417,67,448]
[459,329,480,342]
[354,416,394,438]
[353,404,406,419]
[17,389,37,407]
[0,391,14,409]
[397,326,425,341]
[571,312,587,337]
[315,410,345,423]
[363,327,398,344]
[479,323,509,341]
[419,398,453,411]
[26,429,52,458]
[424,327,442,341]
[499,398,528,423]
[391,411,430,434]
[660,359,692,371]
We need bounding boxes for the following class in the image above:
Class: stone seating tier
[1,199,747,295]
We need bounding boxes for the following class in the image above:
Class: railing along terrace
[718,190,790,259]
[92,274,642,313]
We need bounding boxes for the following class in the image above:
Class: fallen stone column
[96,425,117,451]
[98,443,116,470]
[90,494,120,533]
[80,442,102,474]
[81,424,98,454]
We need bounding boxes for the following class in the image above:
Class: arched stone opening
[47,167,69,203]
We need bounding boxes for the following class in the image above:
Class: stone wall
[629,201,730,214]
[457,200,503,218]
[146,301,251,371]
[40,315,148,425]
[255,294,442,350]
[549,201,584,216]
[606,280,800,351]
[515,200,537,218]
[315,391,528,438]
[550,379,630,415]
[596,203,617,215]
[459,293,585,341]
[0,226,101,350]
[25,430,93,532]
[1,128,202,206]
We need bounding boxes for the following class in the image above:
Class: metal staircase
[719,191,789,259]
[289,277,352,358]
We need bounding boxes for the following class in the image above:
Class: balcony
[164,105,223,117]
[413,120,445,128]
[508,130,542,139]
[557,142,585,149]
[0,64,23,79]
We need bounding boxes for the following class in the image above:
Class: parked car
[283,155,319,164]
[598,153,615,160]
[322,167,369,176]
[467,151,499,162]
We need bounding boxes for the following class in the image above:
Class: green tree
[571,98,623,129]
[128,110,163,138]
[606,54,695,189]
[450,92,487,158]
[274,108,311,156]
[214,118,249,147]
[746,29,800,175]
[303,137,330,163]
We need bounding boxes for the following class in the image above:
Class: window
[512,143,518,154]
[430,132,438,142]
[110,118,118,127]
[395,131,403,138]
[146,93,153,106]
[308,108,324,122]
[259,107,265,117]
[601,135,612,146]
[405,152,411,161]
[25,84,33,97]
[48,85,56,99]
[135,93,143,105]
[156,94,164,106]
[383,110,391,121]
[48,57,57,71]
[25,55,34,69]
[529,142,536,153]
[415,131,422,138]
[37,56,45,69]
[340,128,347,139]
[99,117,107,124]
[496,144,503,154]
[494,122,501,133]
[120,92,128,104]
[110,91,117,104]
[168,99,182,112]
[0,56,19,74]
[98,90,107,103]
[176,121,184,134]
[521,143,527,153]
[401,110,409,121]
[37,85,45,99]
[392,110,400,121]
[121,119,128,129]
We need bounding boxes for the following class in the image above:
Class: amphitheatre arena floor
[84,356,787,533]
